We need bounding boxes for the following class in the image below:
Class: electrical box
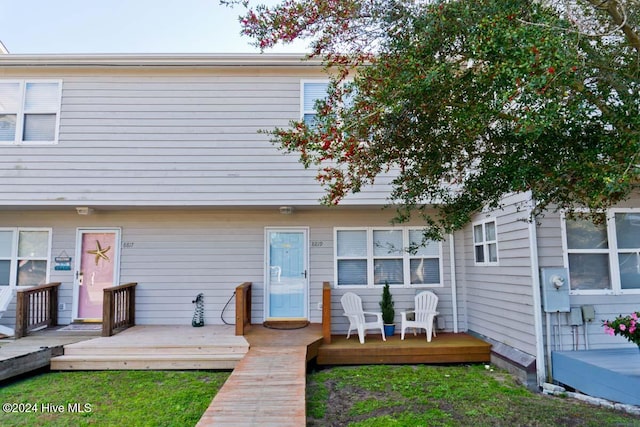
[581,305,596,322]
[540,268,570,313]
[569,307,583,326]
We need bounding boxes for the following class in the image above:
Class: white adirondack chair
[401,291,439,342]
[0,286,16,337]
[340,292,386,344]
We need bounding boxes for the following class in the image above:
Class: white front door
[73,229,121,321]
[265,228,308,320]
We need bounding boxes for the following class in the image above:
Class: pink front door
[76,231,119,320]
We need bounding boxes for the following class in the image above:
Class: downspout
[449,233,459,333]
[528,194,547,388]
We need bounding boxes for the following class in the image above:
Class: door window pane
[18,231,49,258]
[568,253,610,290]
[337,259,367,285]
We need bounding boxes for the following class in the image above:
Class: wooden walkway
[197,324,323,427]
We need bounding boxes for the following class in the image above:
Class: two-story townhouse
[1,53,639,395]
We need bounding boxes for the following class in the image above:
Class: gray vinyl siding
[0,70,391,207]
[536,195,640,351]
[0,207,459,331]
[461,193,538,356]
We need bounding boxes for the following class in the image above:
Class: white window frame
[0,79,62,145]
[334,227,443,288]
[473,218,499,266]
[300,79,330,124]
[561,209,640,295]
[0,228,52,287]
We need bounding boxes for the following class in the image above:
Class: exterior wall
[460,193,538,356]
[536,194,640,351]
[0,207,459,333]
[0,61,391,208]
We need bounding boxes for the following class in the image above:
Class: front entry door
[266,228,308,320]
[74,229,120,321]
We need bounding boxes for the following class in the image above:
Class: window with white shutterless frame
[0,228,52,287]
[334,227,443,288]
[301,80,330,127]
[562,209,640,295]
[0,80,62,145]
[473,218,499,265]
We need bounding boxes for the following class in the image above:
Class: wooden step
[50,353,243,371]
[62,343,248,356]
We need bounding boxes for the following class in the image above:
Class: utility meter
[540,268,570,313]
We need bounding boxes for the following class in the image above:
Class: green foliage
[237,0,640,239]
[0,370,229,426]
[379,282,395,324]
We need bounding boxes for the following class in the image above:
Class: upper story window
[301,80,329,127]
[563,210,640,294]
[0,80,62,145]
[473,218,498,265]
[0,228,51,287]
[335,227,442,287]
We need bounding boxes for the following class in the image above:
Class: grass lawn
[307,364,640,427]
[0,370,229,427]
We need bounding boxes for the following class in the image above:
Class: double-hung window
[473,218,498,265]
[563,210,640,294]
[0,80,62,145]
[301,80,329,127]
[335,227,442,287]
[0,228,51,287]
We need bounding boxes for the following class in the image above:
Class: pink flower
[604,326,615,336]
[620,324,627,331]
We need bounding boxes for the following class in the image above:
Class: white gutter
[449,233,459,333]
[528,194,547,387]
[0,53,319,67]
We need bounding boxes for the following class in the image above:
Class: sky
[0,0,308,54]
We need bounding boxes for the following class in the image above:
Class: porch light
[75,207,94,215]
[279,206,293,215]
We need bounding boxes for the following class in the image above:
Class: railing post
[235,282,252,336]
[322,282,332,344]
[15,290,28,338]
[102,288,114,337]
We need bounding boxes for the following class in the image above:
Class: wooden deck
[0,326,100,381]
[50,325,249,371]
[553,348,640,406]
[318,332,492,365]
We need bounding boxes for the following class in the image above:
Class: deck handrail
[102,282,137,337]
[322,282,332,344]
[15,282,61,338]
[235,282,252,336]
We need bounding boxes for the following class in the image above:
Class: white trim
[264,227,310,321]
[333,226,444,288]
[472,217,499,266]
[72,228,122,321]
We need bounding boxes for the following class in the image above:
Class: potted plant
[380,282,395,337]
